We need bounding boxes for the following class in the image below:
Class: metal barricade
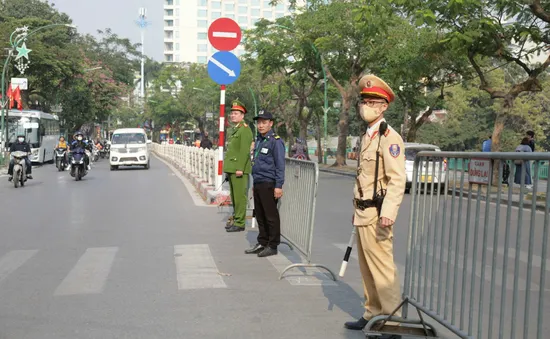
[375,151,550,339]
[278,158,336,281]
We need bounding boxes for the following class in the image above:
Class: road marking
[265,247,337,286]
[487,246,550,272]
[0,250,38,285]
[212,31,237,38]
[54,247,118,296]
[174,244,227,290]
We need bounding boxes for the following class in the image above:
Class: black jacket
[9,142,31,153]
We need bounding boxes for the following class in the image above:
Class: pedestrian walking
[224,100,254,232]
[245,110,285,257]
[514,137,533,189]
[526,130,535,151]
[344,74,407,331]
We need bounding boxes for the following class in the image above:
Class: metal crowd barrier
[375,152,550,339]
[278,158,336,281]
[152,143,217,186]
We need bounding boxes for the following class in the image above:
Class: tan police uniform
[353,75,406,321]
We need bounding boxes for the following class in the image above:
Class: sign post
[207,18,242,191]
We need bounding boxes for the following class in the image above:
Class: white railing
[152,143,217,186]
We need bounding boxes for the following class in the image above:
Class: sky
[51,0,163,61]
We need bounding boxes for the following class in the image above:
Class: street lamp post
[0,23,76,152]
[272,24,329,164]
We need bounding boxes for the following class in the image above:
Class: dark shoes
[344,317,368,330]
[245,243,265,254]
[27,175,33,179]
[257,247,277,257]
[226,225,245,232]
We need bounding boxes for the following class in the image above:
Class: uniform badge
[366,80,372,88]
[389,144,400,158]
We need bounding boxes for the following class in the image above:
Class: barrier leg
[279,263,337,281]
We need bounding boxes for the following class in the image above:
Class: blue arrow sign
[207,51,241,85]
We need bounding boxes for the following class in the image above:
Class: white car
[404,143,447,194]
[109,128,152,170]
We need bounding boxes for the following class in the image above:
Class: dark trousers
[8,158,32,175]
[254,181,280,249]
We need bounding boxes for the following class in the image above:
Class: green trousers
[229,173,248,227]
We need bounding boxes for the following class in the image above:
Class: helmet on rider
[17,134,25,143]
[73,131,84,142]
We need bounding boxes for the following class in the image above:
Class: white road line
[54,247,118,296]
[212,31,237,38]
[0,250,38,285]
[174,244,227,290]
[153,154,214,207]
[265,247,337,286]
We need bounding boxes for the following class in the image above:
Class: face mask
[359,105,382,123]
[77,136,83,141]
[18,137,24,142]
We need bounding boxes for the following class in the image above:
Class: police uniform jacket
[223,121,253,174]
[252,129,285,188]
[353,119,406,226]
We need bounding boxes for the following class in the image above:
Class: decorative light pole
[136,8,150,108]
[1,23,76,152]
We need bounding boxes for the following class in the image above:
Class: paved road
[1,157,548,338]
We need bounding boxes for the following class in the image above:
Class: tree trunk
[406,122,418,142]
[286,121,294,157]
[333,94,351,167]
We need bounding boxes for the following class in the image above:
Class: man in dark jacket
[8,134,33,180]
[200,131,213,149]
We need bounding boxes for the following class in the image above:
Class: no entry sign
[208,18,242,51]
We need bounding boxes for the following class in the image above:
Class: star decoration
[15,42,32,60]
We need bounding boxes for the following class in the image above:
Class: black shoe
[257,247,277,257]
[226,225,245,232]
[245,244,265,254]
[344,317,368,330]
[27,175,33,180]
[8,176,13,182]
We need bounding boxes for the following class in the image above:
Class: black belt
[353,198,377,210]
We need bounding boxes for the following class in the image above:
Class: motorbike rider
[54,136,69,165]
[8,134,33,181]
[69,131,91,170]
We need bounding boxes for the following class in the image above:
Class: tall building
[163,0,297,64]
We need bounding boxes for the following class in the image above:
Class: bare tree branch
[467,51,507,99]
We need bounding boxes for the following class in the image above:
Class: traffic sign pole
[216,85,226,191]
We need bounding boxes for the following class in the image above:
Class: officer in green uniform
[224,100,254,232]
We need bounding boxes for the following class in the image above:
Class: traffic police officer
[344,74,406,331]
[224,100,254,232]
[245,110,285,257]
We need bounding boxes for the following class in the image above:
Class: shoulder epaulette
[243,123,248,127]
[274,135,280,139]
[384,129,390,137]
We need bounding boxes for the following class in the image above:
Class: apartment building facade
[163,0,297,64]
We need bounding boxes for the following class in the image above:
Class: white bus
[6,109,60,163]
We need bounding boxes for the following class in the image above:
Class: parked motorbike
[55,148,68,171]
[70,148,88,181]
[11,151,27,188]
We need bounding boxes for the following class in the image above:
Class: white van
[109,128,151,170]
[404,143,447,194]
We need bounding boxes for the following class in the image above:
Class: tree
[387,0,550,154]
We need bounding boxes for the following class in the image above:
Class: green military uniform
[224,100,253,230]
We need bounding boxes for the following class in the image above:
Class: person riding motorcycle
[54,136,69,166]
[8,134,33,181]
[69,131,91,170]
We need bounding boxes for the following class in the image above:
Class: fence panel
[367,152,550,339]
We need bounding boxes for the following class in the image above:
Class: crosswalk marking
[174,244,227,290]
[0,250,38,285]
[54,247,118,296]
[265,247,337,286]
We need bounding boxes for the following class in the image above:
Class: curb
[154,153,231,206]
[319,167,356,178]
